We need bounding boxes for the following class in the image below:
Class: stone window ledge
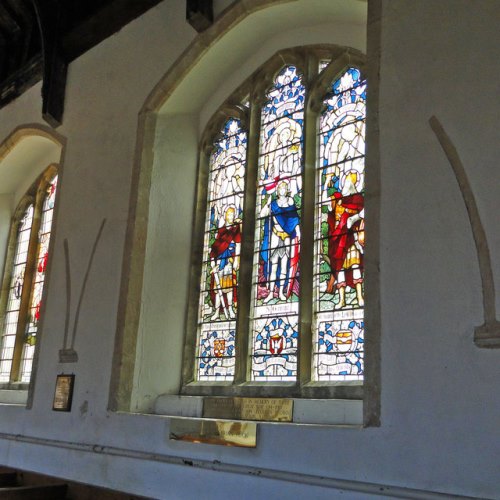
[154,394,362,426]
[0,388,28,405]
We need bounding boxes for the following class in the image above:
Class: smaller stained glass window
[21,175,58,382]
[0,168,59,385]
[0,205,34,383]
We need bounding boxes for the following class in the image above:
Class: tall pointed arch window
[0,168,58,384]
[187,47,366,398]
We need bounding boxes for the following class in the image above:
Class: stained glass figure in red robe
[209,206,241,320]
[324,170,364,308]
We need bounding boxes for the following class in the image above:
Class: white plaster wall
[133,112,199,410]
[0,1,498,499]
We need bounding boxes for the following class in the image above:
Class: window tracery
[186,47,366,398]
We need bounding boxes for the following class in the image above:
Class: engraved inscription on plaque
[203,397,293,422]
[169,418,257,447]
[52,374,75,412]
[203,397,238,419]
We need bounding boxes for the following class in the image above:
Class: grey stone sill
[0,389,28,405]
[154,394,362,426]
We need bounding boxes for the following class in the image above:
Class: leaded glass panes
[196,119,247,381]
[319,59,331,73]
[0,205,34,383]
[252,316,298,381]
[21,175,58,382]
[313,67,366,381]
[250,65,305,381]
[189,50,367,394]
[0,167,59,386]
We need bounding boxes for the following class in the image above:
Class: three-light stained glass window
[21,175,58,382]
[0,171,58,384]
[191,50,366,391]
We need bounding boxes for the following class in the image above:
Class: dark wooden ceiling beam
[5,0,35,64]
[32,0,67,127]
[0,3,21,75]
[0,3,20,34]
[186,0,213,32]
[61,0,164,62]
[0,54,42,106]
[0,0,166,124]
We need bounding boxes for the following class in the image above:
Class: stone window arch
[112,1,379,426]
[0,126,63,396]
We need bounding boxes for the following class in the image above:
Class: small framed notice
[52,374,75,412]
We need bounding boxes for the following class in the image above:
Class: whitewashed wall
[0,1,498,499]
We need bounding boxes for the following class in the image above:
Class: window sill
[181,381,363,400]
[0,388,28,405]
[154,394,362,426]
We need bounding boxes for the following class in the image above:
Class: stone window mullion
[298,62,319,387]
[234,100,261,385]
[182,146,212,387]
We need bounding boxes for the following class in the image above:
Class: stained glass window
[21,175,58,382]
[189,49,366,395]
[0,206,34,382]
[250,65,305,381]
[196,119,247,381]
[0,169,59,385]
[313,67,366,381]
[319,59,331,73]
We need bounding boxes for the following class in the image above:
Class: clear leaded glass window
[188,48,366,397]
[0,169,58,385]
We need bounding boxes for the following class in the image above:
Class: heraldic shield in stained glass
[196,118,247,381]
[250,65,305,381]
[313,67,366,381]
[252,316,298,381]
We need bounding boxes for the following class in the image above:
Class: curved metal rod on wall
[60,219,107,362]
[429,115,500,347]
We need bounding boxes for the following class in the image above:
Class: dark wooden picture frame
[52,374,75,412]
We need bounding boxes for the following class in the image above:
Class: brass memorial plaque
[169,418,257,448]
[203,397,293,422]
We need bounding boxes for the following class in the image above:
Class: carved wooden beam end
[32,0,67,127]
[186,0,213,33]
